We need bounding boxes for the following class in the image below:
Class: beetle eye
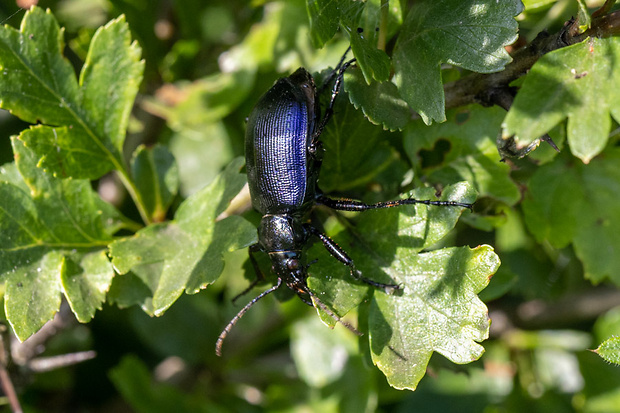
[287,259,299,270]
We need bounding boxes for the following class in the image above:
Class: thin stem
[378,0,389,51]
[0,328,22,413]
[116,167,152,225]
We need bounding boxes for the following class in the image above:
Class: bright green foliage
[306,183,495,390]
[109,158,256,315]
[503,37,620,163]
[0,137,118,340]
[593,337,620,365]
[0,7,143,180]
[370,245,497,390]
[393,0,522,124]
[0,0,619,410]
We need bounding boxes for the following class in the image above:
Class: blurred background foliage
[1,0,620,412]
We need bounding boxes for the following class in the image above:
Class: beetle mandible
[216,51,472,356]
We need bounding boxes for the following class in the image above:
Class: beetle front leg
[310,57,357,149]
[304,224,400,292]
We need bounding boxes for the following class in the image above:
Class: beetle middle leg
[310,57,357,150]
[316,195,474,211]
[304,224,400,292]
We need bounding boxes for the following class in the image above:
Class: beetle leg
[311,58,357,148]
[304,224,400,292]
[296,292,314,307]
[317,46,352,95]
[316,195,474,211]
[232,244,266,304]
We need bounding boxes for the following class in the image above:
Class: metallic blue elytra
[245,68,320,216]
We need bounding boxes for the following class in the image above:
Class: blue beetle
[216,54,472,356]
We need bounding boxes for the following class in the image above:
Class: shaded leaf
[393,0,522,124]
[502,37,620,163]
[109,355,213,413]
[522,149,620,284]
[346,25,390,83]
[306,0,364,48]
[319,89,401,193]
[131,144,179,223]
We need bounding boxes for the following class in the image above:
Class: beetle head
[268,251,307,292]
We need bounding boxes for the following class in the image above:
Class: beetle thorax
[257,214,306,252]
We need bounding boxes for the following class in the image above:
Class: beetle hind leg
[304,224,401,292]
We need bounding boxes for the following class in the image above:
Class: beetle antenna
[216,279,283,356]
[303,287,362,337]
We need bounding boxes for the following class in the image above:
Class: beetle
[215,52,473,356]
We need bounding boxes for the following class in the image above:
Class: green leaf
[584,390,620,413]
[522,149,620,284]
[131,144,179,223]
[318,91,401,193]
[593,337,620,366]
[594,307,620,344]
[109,158,256,316]
[308,182,478,323]
[61,250,115,322]
[370,245,498,390]
[291,316,355,387]
[0,137,118,340]
[146,69,256,133]
[393,0,522,124]
[502,37,620,163]
[307,182,494,390]
[345,66,410,131]
[0,7,143,179]
[345,26,390,83]
[576,0,592,29]
[404,106,521,205]
[306,0,364,49]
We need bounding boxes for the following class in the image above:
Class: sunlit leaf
[109,158,256,315]
[0,137,118,340]
[593,337,620,366]
[0,7,143,179]
[502,37,620,163]
[393,0,522,124]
